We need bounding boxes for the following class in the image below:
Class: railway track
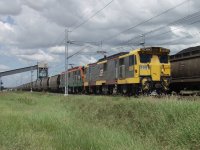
[10,90,200,101]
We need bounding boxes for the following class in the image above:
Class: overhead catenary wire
[48,0,111,49]
[70,0,112,28]
[158,31,200,46]
[67,46,92,59]
[48,0,114,48]
[146,18,200,40]
[102,0,190,43]
[71,0,114,32]
[49,45,94,74]
[101,11,200,54]
[145,10,200,36]
[50,38,102,75]
[144,10,200,37]
[50,42,102,71]
[70,40,101,46]
[118,9,200,47]
[139,15,200,46]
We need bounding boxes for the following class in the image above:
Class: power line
[49,46,93,75]
[120,10,200,46]
[139,14,200,46]
[71,0,114,32]
[52,0,112,48]
[50,0,111,49]
[70,40,101,46]
[102,0,189,42]
[70,0,110,28]
[67,46,92,59]
[145,10,200,36]
[146,19,200,40]
[158,31,200,46]
[49,1,109,48]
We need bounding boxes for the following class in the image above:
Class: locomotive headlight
[140,65,149,70]
[161,68,164,73]
[161,65,167,75]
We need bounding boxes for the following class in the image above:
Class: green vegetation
[0,92,200,150]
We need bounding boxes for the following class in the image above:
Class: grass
[0,92,200,150]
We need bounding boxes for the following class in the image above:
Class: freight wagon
[170,46,200,93]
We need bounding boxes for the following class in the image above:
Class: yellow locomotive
[84,47,170,95]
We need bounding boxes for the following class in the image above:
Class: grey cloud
[0,64,9,72]
[0,0,22,15]
[16,49,58,63]
[3,0,200,51]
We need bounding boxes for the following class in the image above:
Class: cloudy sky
[0,0,200,87]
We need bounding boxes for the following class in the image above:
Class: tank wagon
[41,77,49,91]
[32,81,37,91]
[170,46,200,93]
[49,74,60,92]
[36,79,42,91]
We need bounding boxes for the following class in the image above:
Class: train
[17,47,171,95]
[170,45,200,94]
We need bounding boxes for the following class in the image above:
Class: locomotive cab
[117,47,171,95]
[138,47,171,94]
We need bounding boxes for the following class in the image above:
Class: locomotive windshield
[140,53,169,64]
[159,55,168,63]
[140,54,152,63]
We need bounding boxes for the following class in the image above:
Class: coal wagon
[170,46,200,93]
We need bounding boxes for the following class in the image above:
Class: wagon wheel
[102,86,108,95]
[112,87,117,95]
[96,87,100,95]
[122,85,128,95]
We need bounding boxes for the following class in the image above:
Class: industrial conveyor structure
[0,63,48,91]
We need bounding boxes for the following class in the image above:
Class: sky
[0,0,200,87]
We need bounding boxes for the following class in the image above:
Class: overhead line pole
[64,28,69,96]
[62,0,114,96]
[0,76,1,92]
[30,67,33,92]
